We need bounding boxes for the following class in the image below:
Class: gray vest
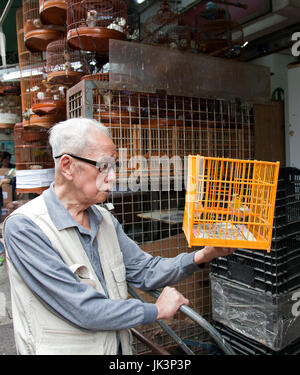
[4,195,133,355]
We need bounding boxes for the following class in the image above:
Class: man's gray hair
[48,118,111,170]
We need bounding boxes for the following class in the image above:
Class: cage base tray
[32,101,66,116]
[67,27,126,53]
[0,123,14,129]
[23,113,65,128]
[24,29,63,52]
[39,0,67,26]
[47,70,83,86]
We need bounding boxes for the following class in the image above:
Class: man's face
[72,131,117,205]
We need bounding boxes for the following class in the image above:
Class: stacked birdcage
[66,0,127,53]
[30,64,67,118]
[142,0,190,51]
[195,5,244,57]
[0,85,21,129]
[39,0,67,26]
[23,0,63,52]
[46,38,89,85]
[15,5,64,194]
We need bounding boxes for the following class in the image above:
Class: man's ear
[59,155,74,181]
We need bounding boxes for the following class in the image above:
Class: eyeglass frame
[54,153,119,174]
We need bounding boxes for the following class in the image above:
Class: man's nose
[106,167,117,183]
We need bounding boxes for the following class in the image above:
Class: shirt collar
[42,183,103,232]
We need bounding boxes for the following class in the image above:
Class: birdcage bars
[66,0,127,52]
[0,95,21,129]
[14,122,54,170]
[30,64,67,117]
[23,0,63,52]
[46,38,89,85]
[142,0,190,51]
[39,0,67,26]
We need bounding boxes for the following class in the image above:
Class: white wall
[287,64,300,169]
[251,52,297,166]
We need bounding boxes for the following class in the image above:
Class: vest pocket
[111,264,128,300]
[69,263,96,289]
[36,328,99,355]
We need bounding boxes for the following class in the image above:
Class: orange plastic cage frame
[183,155,280,252]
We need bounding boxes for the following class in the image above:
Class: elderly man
[4,118,235,355]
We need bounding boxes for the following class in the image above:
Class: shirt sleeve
[110,214,200,291]
[4,214,157,331]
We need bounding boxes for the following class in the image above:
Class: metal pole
[128,285,196,355]
[147,289,236,355]
[0,0,15,28]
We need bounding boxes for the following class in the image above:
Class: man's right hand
[155,286,189,320]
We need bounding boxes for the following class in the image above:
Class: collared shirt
[4,183,200,333]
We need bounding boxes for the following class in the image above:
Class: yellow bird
[230,194,242,210]
[230,194,250,215]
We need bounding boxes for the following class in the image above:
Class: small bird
[103,90,113,106]
[86,10,98,27]
[229,194,250,215]
[33,18,42,29]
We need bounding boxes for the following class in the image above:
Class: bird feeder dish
[183,155,280,252]
[66,0,127,52]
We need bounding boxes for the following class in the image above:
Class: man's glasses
[54,153,119,174]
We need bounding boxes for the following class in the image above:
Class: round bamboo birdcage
[39,0,67,26]
[30,65,67,117]
[0,95,21,129]
[23,0,63,52]
[14,122,54,171]
[66,0,127,52]
[46,38,89,85]
[142,0,190,50]
[23,113,65,128]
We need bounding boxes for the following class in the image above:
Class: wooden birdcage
[66,0,127,52]
[142,0,190,50]
[46,38,89,85]
[14,122,54,170]
[30,64,67,117]
[23,0,63,52]
[39,0,67,26]
[0,95,21,129]
[93,88,140,124]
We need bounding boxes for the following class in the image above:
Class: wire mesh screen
[67,79,255,353]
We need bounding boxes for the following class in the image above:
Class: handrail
[146,288,236,355]
[128,285,195,355]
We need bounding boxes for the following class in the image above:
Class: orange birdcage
[183,155,280,252]
[23,0,63,52]
[66,0,127,52]
[46,38,89,86]
[39,0,67,26]
[30,64,67,117]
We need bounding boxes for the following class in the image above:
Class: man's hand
[194,246,236,265]
[155,286,189,320]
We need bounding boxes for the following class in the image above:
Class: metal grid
[67,78,254,353]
